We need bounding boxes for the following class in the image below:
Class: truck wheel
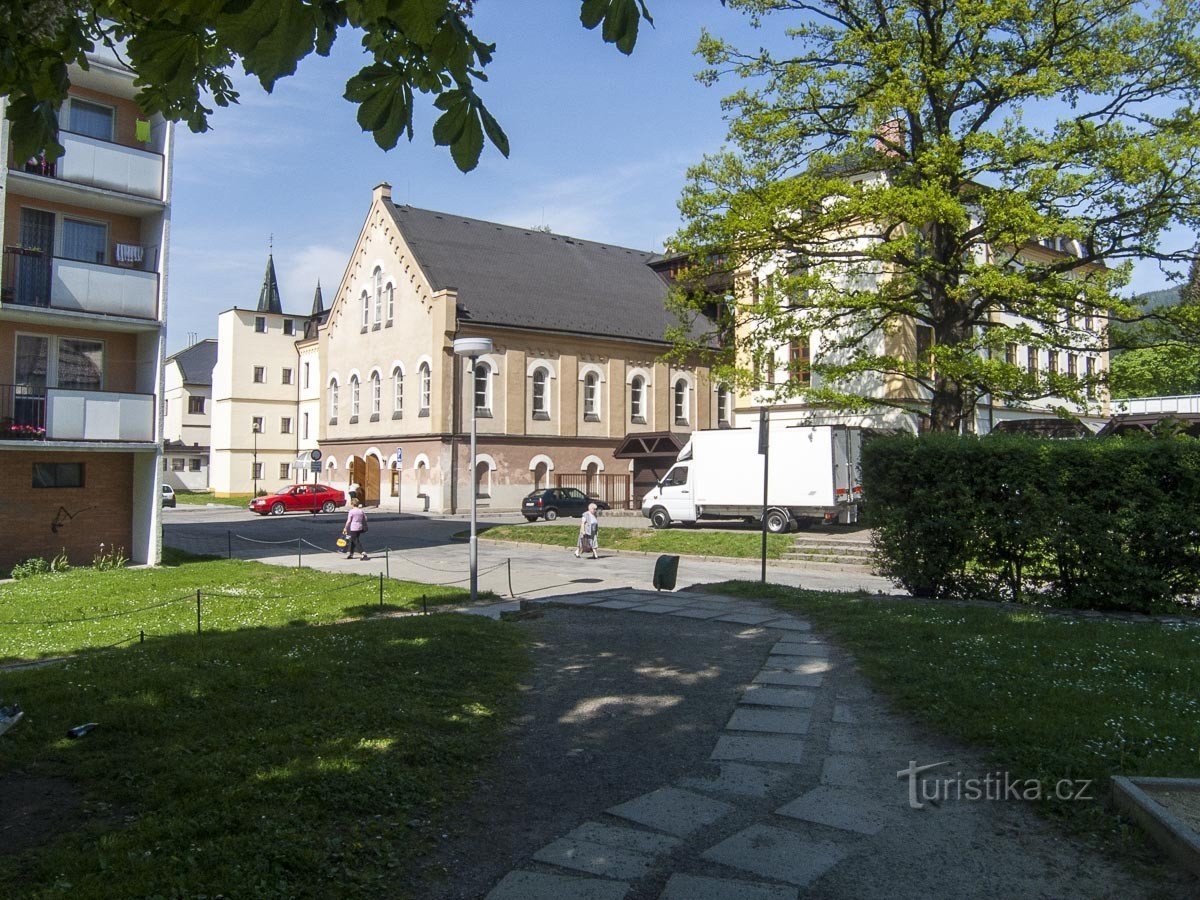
[649,507,671,529]
[765,509,790,534]
[545,508,559,521]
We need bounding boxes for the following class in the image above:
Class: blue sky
[164,2,1185,353]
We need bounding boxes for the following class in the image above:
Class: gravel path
[425,590,1192,899]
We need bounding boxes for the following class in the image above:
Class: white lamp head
[452,336,494,358]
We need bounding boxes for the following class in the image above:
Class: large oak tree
[669,0,1200,431]
[0,0,652,172]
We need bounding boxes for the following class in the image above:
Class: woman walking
[343,499,370,560]
[575,502,601,560]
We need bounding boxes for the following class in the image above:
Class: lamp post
[452,336,493,603]
[252,419,261,497]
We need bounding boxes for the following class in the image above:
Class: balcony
[2,248,159,321]
[21,130,164,200]
[0,384,154,443]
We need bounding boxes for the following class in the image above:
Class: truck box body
[641,424,863,528]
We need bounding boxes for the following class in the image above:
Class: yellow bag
[336,536,348,548]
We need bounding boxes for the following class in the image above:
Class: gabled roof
[257,254,283,314]
[167,339,217,386]
[383,202,681,343]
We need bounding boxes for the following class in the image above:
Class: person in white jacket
[575,503,600,559]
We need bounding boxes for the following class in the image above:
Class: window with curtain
[474,363,491,414]
[68,98,114,140]
[350,375,360,417]
[373,268,383,324]
[583,372,599,420]
[361,291,369,328]
[419,363,431,414]
[57,339,103,390]
[15,335,49,392]
[630,376,645,422]
[328,379,339,422]
[386,284,395,321]
[392,368,404,416]
[674,379,689,424]
[61,219,107,264]
[370,371,381,416]
[532,368,548,418]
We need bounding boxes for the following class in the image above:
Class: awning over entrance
[613,431,687,460]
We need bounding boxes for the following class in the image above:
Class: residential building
[210,256,314,495]
[315,184,716,511]
[0,45,172,570]
[163,338,215,490]
[294,283,326,482]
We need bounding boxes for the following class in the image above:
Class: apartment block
[0,46,171,571]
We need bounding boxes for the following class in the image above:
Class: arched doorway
[348,455,382,506]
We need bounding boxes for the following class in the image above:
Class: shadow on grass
[1,613,528,896]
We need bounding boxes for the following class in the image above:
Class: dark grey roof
[257,254,283,313]
[384,202,682,343]
[167,339,217,385]
[311,280,325,315]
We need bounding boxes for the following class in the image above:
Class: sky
[164,2,1187,354]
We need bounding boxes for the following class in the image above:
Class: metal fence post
[422,594,427,615]
[196,589,201,635]
[379,572,384,608]
[227,530,232,559]
[140,629,145,644]
[508,557,514,598]
[385,548,390,580]
[298,537,303,569]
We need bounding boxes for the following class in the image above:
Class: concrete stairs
[782,531,877,571]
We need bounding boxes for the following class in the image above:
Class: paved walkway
[479,588,1183,900]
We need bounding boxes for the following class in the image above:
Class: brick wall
[0,451,133,572]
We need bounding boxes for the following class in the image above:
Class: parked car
[249,484,346,516]
[161,484,176,508]
[521,488,609,522]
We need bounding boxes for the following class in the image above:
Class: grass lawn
[174,491,254,507]
[477,524,795,559]
[2,613,527,898]
[708,581,1200,850]
[0,549,475,664]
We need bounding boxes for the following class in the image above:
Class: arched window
[418,362,431,415]
[474,362,492,414]
[369,371,381,417]
[717,384,731,426]
[392,366,404,417]
[328,378,339,424]
[475,460,491,498]
[630,375,646,423]
[386,283,395,322]
[583,372,600,421]
[674,378,689,425]
[373,268,383,324]
[360,291,369,328]
[350,374,360,419]
[532,367,549,419]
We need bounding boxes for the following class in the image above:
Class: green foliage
[0,1,652,173]
[862,433,1200,612]
[1110,343,1200,398]
[9,557,50,580]
[91,543,127,571]
[48,549,71,573]
[670,0,1200,430]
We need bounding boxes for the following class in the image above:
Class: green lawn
[174,491,254,507]
[477,524,795,559]
[3,613,527,899]
[708,581,1200,850]
[0,549,474,664]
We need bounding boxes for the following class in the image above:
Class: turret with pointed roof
[257,254,283,314]
[311,280,324,316]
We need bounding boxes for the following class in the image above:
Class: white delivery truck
[640,424,865,532]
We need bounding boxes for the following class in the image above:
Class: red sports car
[249,484,346,516]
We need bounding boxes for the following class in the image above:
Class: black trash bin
[653,554,680,592]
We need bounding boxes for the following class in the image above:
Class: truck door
[659,464,695,521]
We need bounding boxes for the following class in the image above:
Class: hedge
[861,433,1200,612]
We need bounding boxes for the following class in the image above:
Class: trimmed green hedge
[862,433,1200,612]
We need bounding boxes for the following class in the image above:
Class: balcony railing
[2,248,159,320]
[20,130,164,200]
[0,385,154,442]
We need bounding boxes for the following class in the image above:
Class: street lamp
[252,419,262,497]
[452,336,493,603]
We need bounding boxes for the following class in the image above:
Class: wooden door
[364,459,381,506]
[349,456,365,501]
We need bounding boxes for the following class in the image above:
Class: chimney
[373,181,393,203]
[873,119,906,157]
